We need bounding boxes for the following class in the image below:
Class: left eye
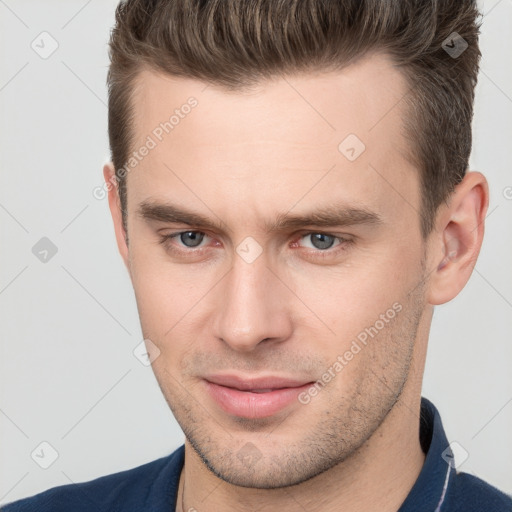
[166,231,209,248]
[298,233,342,251]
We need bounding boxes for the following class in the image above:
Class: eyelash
[158,230,353,260]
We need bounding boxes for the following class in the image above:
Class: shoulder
[447,471,512,511]
[1,447,184,512]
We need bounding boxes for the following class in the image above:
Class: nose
[212,249,293,353]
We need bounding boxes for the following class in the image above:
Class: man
[3,0,511,511]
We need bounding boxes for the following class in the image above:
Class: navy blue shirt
[2,398,511,511]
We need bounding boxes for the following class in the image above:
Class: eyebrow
[137,200,383,234]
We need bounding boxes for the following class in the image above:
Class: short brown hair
[107,0,483,238]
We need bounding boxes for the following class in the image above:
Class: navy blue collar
[398,397,455,511]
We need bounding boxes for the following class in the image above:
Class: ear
[427,171,489,305]
[103,162,130,272]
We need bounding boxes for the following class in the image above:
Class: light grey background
[1,0,511,505]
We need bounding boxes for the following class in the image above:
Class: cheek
[285,243,417,347]
[127,239,223,343]
[128,242,181,333]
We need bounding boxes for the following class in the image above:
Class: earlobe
[427,171,489,305]
[103,162,130,272]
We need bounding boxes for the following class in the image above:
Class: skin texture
[104,52,488,511]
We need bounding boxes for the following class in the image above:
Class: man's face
[118,53,431,488]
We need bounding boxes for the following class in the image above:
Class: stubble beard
[151,271,427,489]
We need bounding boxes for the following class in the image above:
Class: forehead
[127,52,420,232]
[132,51,410,146]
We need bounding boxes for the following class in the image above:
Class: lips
[203,374,314,419]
